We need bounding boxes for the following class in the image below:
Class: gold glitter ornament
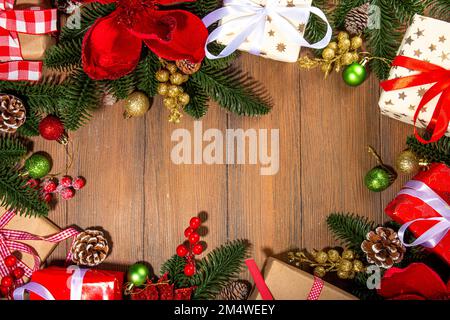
[339,259,353,272]
[351,36,363,50]
[337,270,349,279]
[163,97,177,109]
[395,150,428,174]
[322,48,335,60]
[156,69,170,82]
[341,52,354,65]
[157,83,169,96]
[167,85,182,98]
[353,260,364,272]
[178,93,190,106]
[337,31,349,42]
[314,251,328,264]
[170,73,186,85]
[314,266,326,278]
[342,249,355,260]
[166,63,178,74]
[327,41,338,51]
[327,249,340,262]
[338,39,351,51]
[123,92,151,119]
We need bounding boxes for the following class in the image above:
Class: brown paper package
[249,258,358,300]
[10,0,56,61]
[0,207,61,283]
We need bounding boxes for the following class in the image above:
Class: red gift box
[385,163,450,265]
[15,267,124,300]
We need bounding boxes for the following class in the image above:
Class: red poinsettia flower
[80,0,208,80]
[378,263,450,300]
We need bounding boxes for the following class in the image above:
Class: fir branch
[16,110,41,137]
[351,272,383,300]
[190,239,249,300]
[0,166,49,217]
[0,136,27,167]
[192,67,271,116]
[304,0,329,55]
[426,0,450,21]
[160,255,192,288]
[185,0,221,17]
[134,52,161,97]
[326,212,375,256]
[203,43,240,70]
[184,79,209,119]
[406,135,450,166]
[44,38,82,71]
[392,0,425,23]
[104,74,136,100]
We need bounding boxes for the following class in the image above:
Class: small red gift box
[385,163,450,265]
[16,267,124,300]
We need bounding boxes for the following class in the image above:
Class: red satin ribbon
[381,56,450,144]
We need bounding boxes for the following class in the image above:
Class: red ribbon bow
[0,211,79,286]
[81,0,208,80]
[381,56,450,144]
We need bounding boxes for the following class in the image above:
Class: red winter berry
[188,232,200,244]
[72,176,86,190]
[184,227,195,238]
[59,176,72,188]
[183,263,196,277]
[192,243,203,255]
[60,187,75,200]
[189,217,201,230]
[4,255,17,268]
[176,244,189,257]
[25,179,39,189]
[12,267,25,279]
[39,115,65,141]
[0,286,9,297]
[1,276,13,288]
[43,180,58,193]
[43,193,53,203]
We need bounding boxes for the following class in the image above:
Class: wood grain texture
[39,54,413,278]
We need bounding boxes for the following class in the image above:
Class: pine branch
[392,0,425,23]
[190,239,249,300]
[203,43,240,70]
[192,67,271,116]
[0,166,49,217]
[351,272,383,300]
[184,79,209,119]
[134,52,161,98]
[44,38,82,71]
[16,110,41,137]
[185,0,221,17]
[103,74,136,100]
[426,0,450,21]
[0,136,27,167]
[160,255,192,288]
[304,0,329,55]
[326,212,375,256]
[406,135,450,166]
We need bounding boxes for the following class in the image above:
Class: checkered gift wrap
[378,15,450,137]
[0,0,57,81]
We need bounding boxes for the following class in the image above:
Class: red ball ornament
[60,187,75,200]
[189,217,201,230]
[192,243,203,255]
[43,193,53,203]
[0,285,9,297]
[188,232,200,244]
[184,263,196,277]
[72,177,86,190]
[39,115,65,141]
[4,255,17,268]
[12,267,25,279]
[43,179,58,193]
[60,176,73,188]
[184,227,194,238]
[25,179,39,189]
[1,276,13,288]
[176,244,189,257]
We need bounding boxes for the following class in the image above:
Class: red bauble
[184,227,194,238]
[0,286,9,297]
[25,179,39,189]
[60,176,73,188]
[12,267,25,279]
[43,179,58,193]
[43,193,53,203]
[192,243,203,255]
[176,244,188,257]
[1,276,13,288]
[60,187,75,200]
[188,232,200,244]
[39,115,65,141]
[4,255,17,268]
[189,217,201,230]
[183,263,196,277]
[72,177,86,190]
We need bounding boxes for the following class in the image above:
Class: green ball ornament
[364,166,395,192]
[127,263,150,287]
[25,153,52,179]
[343,62,367,87]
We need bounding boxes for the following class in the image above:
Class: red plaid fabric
[0,0,57,81]
[0,210,79,286]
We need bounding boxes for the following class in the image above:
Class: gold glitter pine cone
[0,94,26,133]
[71,229,109,267]
[361,227,406,269]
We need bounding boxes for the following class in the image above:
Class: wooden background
[36,53,413,277]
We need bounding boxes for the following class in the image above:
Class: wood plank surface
[42,52,413,278]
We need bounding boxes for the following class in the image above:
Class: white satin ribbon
[203,0,332,60]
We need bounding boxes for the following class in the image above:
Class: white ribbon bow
[203,0,332,60]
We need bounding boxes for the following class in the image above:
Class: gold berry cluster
[288,248,365,280]
[298,31,364,77]
[156,62,191,123]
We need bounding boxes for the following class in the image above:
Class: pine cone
[176,59,201,75]
[71,229,109,267]
[0,94,26,134]
[361,227,406,269]
[217,280,250,300]
[345,2,370,35]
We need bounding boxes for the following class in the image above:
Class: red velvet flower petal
[130,9,207,63]
[82,11,142,80]
[156,0,196,5]
[378,263,448,300]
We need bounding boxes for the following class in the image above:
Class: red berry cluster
[27,175,86,203]
[176,217,204,277]
[0,255,25,298]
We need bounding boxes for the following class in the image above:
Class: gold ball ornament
[342,249,355,260]
[322,48,335,61]
[337,31,349,42]
[170,73,185,85]
[338,39,351,52]
[168,85,182,98]
[351,36,363,50]
[166,63,178,74]
[337,270,349,279]
[353,260,365,272]
[327,249,340,262]
[177,93,190,106]
[338,259,353,272]
[163,97,177,109]
[314,266,327,278]
[351,52,360,63]
[395,150,423,174]
[156,69,170,82]
[123,92,151,119]
[327,41,338,51]
[314,251,328,264]
[157,83,169,96]
[341,52,355,65]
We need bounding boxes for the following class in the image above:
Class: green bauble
[343,63,367,87]
[127,263,150,287]
[25,153,52,179]
[364,166,395,192]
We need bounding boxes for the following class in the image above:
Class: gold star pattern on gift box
[378,15,450,136]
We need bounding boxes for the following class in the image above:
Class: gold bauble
[178,93,190,106]
[342,249,355,260]
[157,83,169,96]
[167,85,183,98]
[351,52,360,63]
[395,150,421,174]
[327,41,338,51]
[163,97,177,109]
[166,63,178,74]
[314,266,326,278]
[314,251,328,264]
[123,92,151,119]
[337,31,349,42]
[327,249,340,262]
[351,36,363,50]
[169,109,182,124]
[322,48,335,61]
[338,259,353,272]
[170,73,185,85]
[156,69,170,82]
[337,270,349,279]
[338,39,351,52]
[341,52,354,65]
[353,260,364,272]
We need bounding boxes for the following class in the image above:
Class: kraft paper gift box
[249,258,358,300]
[207,0,331,63]
[378,14,450,137]
[0,207,61,283]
